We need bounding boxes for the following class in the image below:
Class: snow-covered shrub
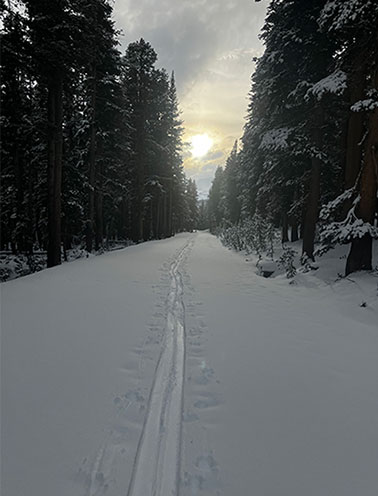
[257,258,277,278]
[278,246,297,278]
[219,224,245,252]
[266,223,276,260]
[0,240,135,283]
[218,215,276,258]
[67,248,90,261]
[0,253,46,282]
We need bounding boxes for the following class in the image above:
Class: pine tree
[122,39,159,241]
[24,0,81,266]
[208,166,225,232]
[185,179,199,232]
[74,0,125,252]
[319,0,378,274]
[1,7,34,253]
[223,141,241,225]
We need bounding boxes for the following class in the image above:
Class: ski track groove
[127,237,194,496]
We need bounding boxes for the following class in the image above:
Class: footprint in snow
[183,411,199,422]
[193,392,219,409]
[113,390,145,415]
[184,453,220,492]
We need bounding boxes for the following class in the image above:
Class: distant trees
[197,200,210,230]
[208,167,224,232]
[209,0,378,275]
[184,178,199,232]
[122,41,186,241]
[1,1,198,267]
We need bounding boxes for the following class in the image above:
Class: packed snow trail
[127,238,192,496]
[2,232,378,496]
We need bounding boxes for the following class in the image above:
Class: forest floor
[1,231,378,496]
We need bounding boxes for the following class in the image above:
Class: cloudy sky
[113,0,268,198]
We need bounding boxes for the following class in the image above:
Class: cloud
[112,0,269,197]
[183,133,237,199]
[113,0,267,90]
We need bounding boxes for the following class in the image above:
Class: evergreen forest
[1,0,198,268]
[208,0,378,276]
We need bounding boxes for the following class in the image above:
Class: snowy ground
[1,232,377,496]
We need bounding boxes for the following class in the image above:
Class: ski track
[127,237,194,496]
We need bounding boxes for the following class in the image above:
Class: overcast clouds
[113,0,268,197]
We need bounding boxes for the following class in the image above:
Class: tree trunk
[26,163,34,254]
[302,160,320,260]
[299,206,306,239]
[302,107,323,261]
[344,73,365,189]
[346,234,373,275]
[15,142,23,252]
[47,74,63,267]
[168,179,173,236]
[162,193,168,237]
[95,141,103,251]
[86,66,97,252]
[95,189,103,250]
[346,70,378,275]
[281,212,289,243]
[342,69,365,217]
[155,196,161,238]
[291,221,299,242]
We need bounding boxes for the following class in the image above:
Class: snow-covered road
[2,232,378,496]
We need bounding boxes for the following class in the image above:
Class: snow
[259,127,291,151]
[127,238,192,496]
[351,98,378,112]
[306,70,347,100]
[2,232,378,496]
[320,0,371,31]
[319,187,355,221]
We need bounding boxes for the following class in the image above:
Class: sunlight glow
[190,134,213,158]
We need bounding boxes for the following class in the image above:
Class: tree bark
[86,66,97,252]
[302,106,323,261]
[281,212,289,243]
[344,73,365,189]
[168,179,173,237]
[342,69,365,217]
[95,142,103,251]
[47,74,63,267]
[95,189,103,250]
[291,221,299,242]
[163,193,168,237]
[346,69,378,274]
[345,234,373,275]
[155,196,161,238]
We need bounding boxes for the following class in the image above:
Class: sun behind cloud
[190,134,213,158]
